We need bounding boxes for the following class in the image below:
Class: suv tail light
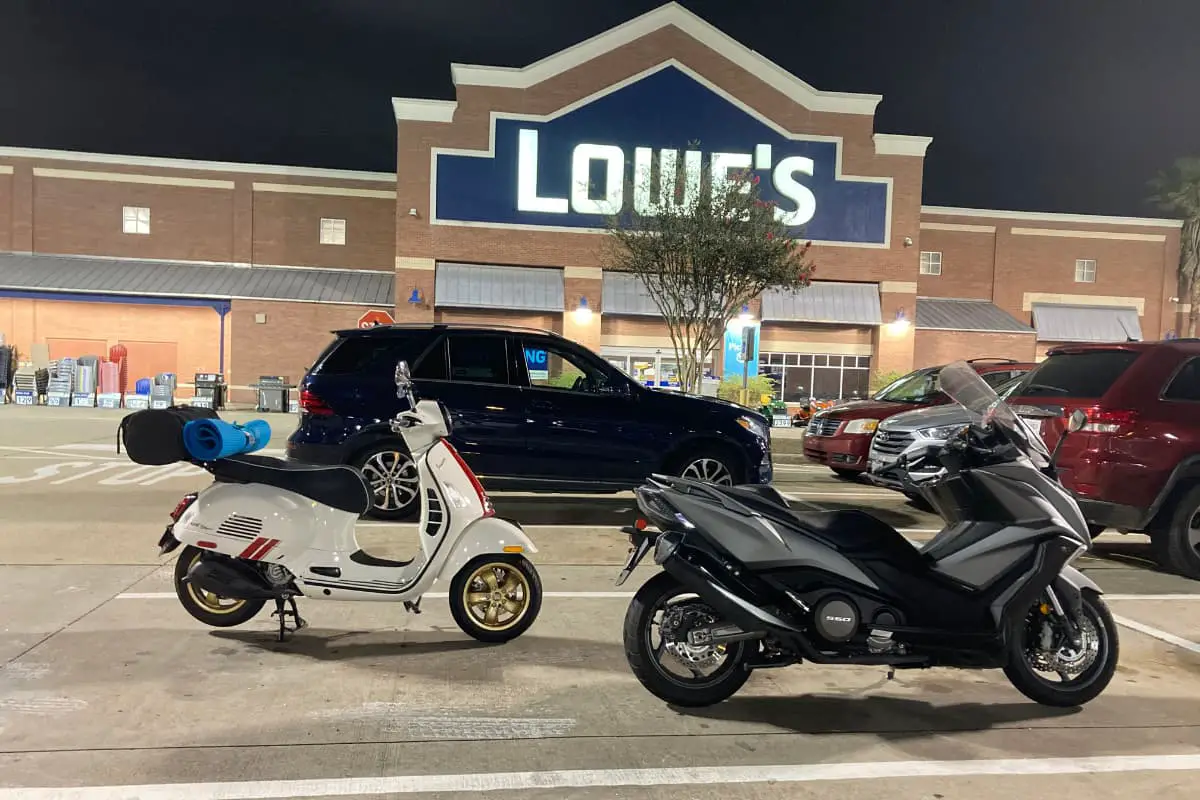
[299,388,334,416]
[440,440,495,518]
[1080,407,1139,434]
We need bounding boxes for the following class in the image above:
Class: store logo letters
[516,128,817,227]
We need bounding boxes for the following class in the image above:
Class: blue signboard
[433,64,890,245]
[524,347,549,380]
[723,325,760,381]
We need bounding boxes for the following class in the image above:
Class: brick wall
[0,171,11,252]
[227,299,372,391]
[917,227,997,300]
[914,330,1037,368]
[252,192,395,269]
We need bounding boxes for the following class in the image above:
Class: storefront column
[563,267,603,352]
[874,281,917,377]
[394,257,436,322]
[10,163,33,252]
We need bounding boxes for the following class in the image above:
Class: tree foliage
[602,157,816,393]
[1149,157,1200,336]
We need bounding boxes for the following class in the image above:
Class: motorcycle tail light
[170,493,198,522]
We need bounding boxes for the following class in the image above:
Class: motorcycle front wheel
[1003,590,1119,707]
[623,572,752,707]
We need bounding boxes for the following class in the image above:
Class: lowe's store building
[0,3,1183,405]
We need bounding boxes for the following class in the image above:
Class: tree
[603,155,816,394]
[1149,157,1200,336]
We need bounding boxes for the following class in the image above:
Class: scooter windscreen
[938,361,1052,470]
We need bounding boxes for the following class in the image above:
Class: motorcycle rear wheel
[623,572,752,707]
[1003,591,1118,707]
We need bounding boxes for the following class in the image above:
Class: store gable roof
[393,1,936,158]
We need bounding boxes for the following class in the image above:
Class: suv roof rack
[334,321,565,337]
[965,357,1018,365]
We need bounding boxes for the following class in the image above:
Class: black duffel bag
[118,405,220,465]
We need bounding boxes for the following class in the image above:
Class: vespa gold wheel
[173,546,265,628]
[449,555,542,643]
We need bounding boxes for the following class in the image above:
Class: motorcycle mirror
[1067,408,1088,434]
[394,360,414,399]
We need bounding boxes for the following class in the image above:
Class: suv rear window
[315,332,436,376]
[1014,350,1142,398]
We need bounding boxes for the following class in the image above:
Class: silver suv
[867,375,1025,499]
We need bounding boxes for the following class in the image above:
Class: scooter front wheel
[173,546,266,628]
[448,554,542,643]
[1003,590,1119,707]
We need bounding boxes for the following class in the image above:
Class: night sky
[1,0,1197,219]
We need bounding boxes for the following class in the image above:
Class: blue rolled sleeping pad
[182,418,272,462]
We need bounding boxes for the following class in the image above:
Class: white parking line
[7,754,1200,799]
[1112,614,1200,655]
[118,590,637,600]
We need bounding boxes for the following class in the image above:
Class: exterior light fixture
[573,296,593,325]
[727,304,756,333]
[408,288,423,305]
[886,307,911,335]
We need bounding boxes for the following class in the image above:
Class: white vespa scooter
[158,360,543,642]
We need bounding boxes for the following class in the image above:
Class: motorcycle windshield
[938,361,1053,470]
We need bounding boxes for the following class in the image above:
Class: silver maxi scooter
[617,360,1118,708]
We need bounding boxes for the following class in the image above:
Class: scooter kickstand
[271,596,307,642]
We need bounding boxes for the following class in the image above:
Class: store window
[758,352,871,402]
[1074,258,1097,283]
[320,217,347,246]
[601,348,714,390]
[122,206,150,235]
[919,251,942,276]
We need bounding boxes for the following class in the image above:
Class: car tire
[354,441,422,521]
[669,444,743,486]
[1154,483,1200,580]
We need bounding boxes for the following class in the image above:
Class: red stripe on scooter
[253,539,279,560]
[239,537,267,558]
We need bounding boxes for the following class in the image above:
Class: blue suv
[286,323,773,519]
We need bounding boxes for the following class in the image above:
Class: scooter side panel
[435,517,538,584]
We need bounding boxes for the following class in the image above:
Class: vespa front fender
[436,517,539,583]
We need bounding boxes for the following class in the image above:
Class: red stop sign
[357,309,395,328]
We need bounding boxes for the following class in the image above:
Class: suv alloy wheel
[356,443,421,520]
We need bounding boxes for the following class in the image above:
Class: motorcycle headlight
[843,418,879,435]
[914,423,967,441]
[736,415,768,439]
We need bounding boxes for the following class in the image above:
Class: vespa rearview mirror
[394,360,413,397]
[1067,408,1088,434]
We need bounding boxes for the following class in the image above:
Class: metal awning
[916,297,1034,333]
[602,271,660,316]
[435,262,564,312]
[760,281,882,325]
[1032,303,1143,343]
[0,251,394,305]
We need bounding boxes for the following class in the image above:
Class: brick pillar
[874,281,917,375]
[10,163,33,252]
[563,267,603,353]
[232,180,254,264]
[394,257,436,322]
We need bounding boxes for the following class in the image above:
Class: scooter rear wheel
[173,546,266,628]
[623,572,752,707]
[449,554,542,643]
[1003,590,1119,707]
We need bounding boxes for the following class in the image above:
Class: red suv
[804,358,1034,477]
[1006,340,1200,579]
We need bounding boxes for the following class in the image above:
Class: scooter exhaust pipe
[187,556,281,601]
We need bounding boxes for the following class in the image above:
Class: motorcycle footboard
[661,552,804,638]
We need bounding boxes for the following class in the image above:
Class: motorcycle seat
[208,454,373,515]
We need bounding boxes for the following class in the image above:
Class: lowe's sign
[433,65,890,245]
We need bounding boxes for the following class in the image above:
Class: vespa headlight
[842,418,879,435]
[736,415,768,440]
[914,423,967,441]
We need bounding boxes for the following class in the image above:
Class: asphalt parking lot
[3,406,1200,798]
